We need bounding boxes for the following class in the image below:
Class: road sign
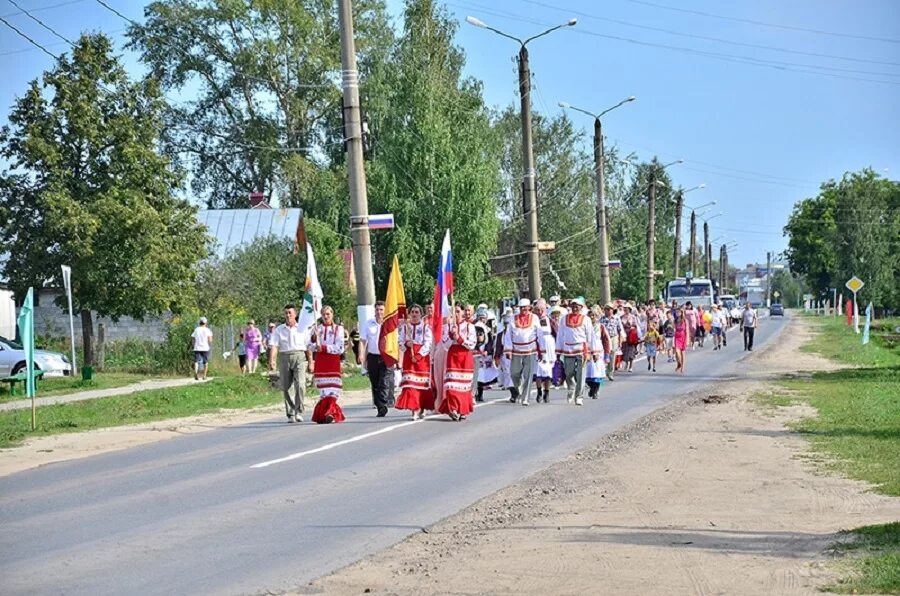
[773,291,780,298]
[368,213,394,230]
[845,276,864,293]
[536,241,556,251]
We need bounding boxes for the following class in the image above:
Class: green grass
[0,372,161,402]
[760,316,900,593]
[827,522,900,594]
[0,374,281,448]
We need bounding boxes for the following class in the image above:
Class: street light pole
[338,0,376,323]
[647,159,682,301]
[672,184,704,278]
[703,220,709,278]
[689,210,697,276]
[468,16,576,300]
[559,96,635,305]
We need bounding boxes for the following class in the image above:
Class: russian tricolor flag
[431,230,453,340]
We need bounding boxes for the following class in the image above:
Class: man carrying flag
[362,257,404,418]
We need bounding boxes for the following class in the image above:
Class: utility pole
[646,172,657,302]
[718,244,725,290]
[703,221,710,278]
[766,250,772,307]
[338,0,376,323]
[672,190,683,278]
[593,118,612,304]
[706,240,713,283]
[689,210,697,276]
[518,46,541,300]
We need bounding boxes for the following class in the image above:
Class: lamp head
[466,16,487,28]
[627,96,636,102]
[567,18,578,26]
[698,183,706,189]
[558,101,570,109]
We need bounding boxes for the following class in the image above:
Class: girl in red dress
[395,304,434,420]
[437,305,476,421]
[310,306,346,424]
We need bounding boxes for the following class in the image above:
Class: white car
[0,337,72,378]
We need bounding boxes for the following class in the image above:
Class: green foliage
[0,34,209,366]
[129,0,392,209]
[769,269,805,307]
[828,523,900,594]
[363,0,502,304]
[785,168,899,308]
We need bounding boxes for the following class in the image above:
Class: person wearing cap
[502,298,544,406]
[190,316,214,381]
[600,303,624,381]
[263,321,278,372]
[555,297,594,405]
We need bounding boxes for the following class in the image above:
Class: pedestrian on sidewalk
[263,322,277,372]
[502,298,543,406]
[742,303,759,351]
[361,301,394,417]
[190,317,213,381]
[234,333,247,373]
[244,320,262,374]
[556,297,593,405]
[272,305,313,423]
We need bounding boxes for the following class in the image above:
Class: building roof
[197,208,303,259]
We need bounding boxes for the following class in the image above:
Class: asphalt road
[0,314,786,595]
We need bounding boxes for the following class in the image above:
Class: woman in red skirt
[437,305,476,421]
[395,304,434,420]
[310,306,346,424]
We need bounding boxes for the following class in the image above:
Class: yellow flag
[379,255,406,367]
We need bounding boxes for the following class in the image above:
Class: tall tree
[0,34,209,365]
[784,188,838,296]
[128,0,393,209]
[363,0,503,304]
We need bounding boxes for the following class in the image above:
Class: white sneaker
[574,397,583,406]
[566,396,573,404]
[521,397,529,406]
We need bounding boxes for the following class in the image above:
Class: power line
[451,2,900,85]
[522,0,900,67]
[0,0,84,19]
[622,0,900,45]
[0,14,58,59]
[4,0,73,44]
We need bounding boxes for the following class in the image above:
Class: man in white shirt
[742,303,759,351]
[271,304,314,423]
[502,298,544,406]
[360,301,394,417]
[555,297,594,405]
[190,317,214,381]
[710,304,726,350]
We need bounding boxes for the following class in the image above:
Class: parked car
[770,303,785,317]
[0,337,72,377]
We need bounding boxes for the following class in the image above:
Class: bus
[665,277,716,309]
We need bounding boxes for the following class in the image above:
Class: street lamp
[646,158,683,300]
[467,15,577,300]
[559,95,636,304]
[671,183,705,277]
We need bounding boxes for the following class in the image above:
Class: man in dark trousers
[360,301,394,417]
[742,302,759,351]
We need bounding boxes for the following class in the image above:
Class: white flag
[297,242,323,333]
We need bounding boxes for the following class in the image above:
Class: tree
[784,189,837,296]
[0,34,209,366]
[128,0,393,209]
[363,0,503,304]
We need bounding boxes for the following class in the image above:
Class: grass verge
[762,316,900,593]
[827,522,900,594]
[0,374,281,449]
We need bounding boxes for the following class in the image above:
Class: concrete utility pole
[338,0,376,323]
[703,221,710,278]
[466,15,576,300]
[646,159,683,301]
[689,210,697,276]
[559,96,635,305]
[646,173,657,302]
[517,45,541,300]
[766,250,772,307]
[718,244,725,290]
[673,191,683,278]
[706,241,713,282]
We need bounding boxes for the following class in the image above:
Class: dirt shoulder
[311,317,900,595]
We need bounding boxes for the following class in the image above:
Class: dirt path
[311,317,900,595]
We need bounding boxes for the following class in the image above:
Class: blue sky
[2,0,899,269]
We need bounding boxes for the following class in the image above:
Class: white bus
[665,277,716,309]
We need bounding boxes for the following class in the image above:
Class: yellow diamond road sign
[845,276,864,293]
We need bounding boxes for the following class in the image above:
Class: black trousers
[367,353,395,411]
[743,326,755,350]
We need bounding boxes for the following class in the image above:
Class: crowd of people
[188,296,761,426]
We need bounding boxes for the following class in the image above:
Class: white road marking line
[250,397,508,469]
